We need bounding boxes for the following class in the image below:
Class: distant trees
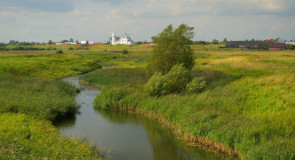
[222,38,227,44]
[48,40,54,45]
[146,24,195,76]
[60,40,69,43]
[212,39,219,44]
[193,40,209,45]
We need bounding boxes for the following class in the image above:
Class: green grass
[0,113,101,159]
[0,76,77,121]
[81,68,147,87]
[83,47,295,159]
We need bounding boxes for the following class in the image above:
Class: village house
[269,43,286,50]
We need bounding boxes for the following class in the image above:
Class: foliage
[257,42,270,50]
[0,46,9,51]
[286,44,295,50]
[186,77,206,93]
[211,39,219,44]
[144,64,192,96]
[56,49,64,54]
[122,49,128,54]
[147,24,195,76]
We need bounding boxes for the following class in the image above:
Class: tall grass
[0,113,101,159]
[0,76,78,121]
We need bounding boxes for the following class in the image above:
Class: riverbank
[82,48,295,160]
[0,50,109,159]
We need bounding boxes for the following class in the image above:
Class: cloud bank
[0,0,294,42]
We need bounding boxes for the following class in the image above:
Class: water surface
[55,76,226,160]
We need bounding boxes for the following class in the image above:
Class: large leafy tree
[147,24,195,76]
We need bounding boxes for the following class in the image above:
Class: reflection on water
[55,76,225,160]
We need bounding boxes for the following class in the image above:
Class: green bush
[56,50,63,54]
[123,49,128,54]
[144,64,192,96]
[186,77,206,93]
[68,47,74,50]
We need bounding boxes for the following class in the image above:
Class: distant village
[224,39,295,50]
[1,32,295,51]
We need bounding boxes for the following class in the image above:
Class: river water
[55,76,225,160]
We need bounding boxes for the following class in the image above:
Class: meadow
[1,44,295,159]
[80,45,295,159]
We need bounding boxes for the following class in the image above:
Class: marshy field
[1,44,295,159]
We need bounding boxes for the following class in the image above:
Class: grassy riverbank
[83,46,295,159]
[0,49,121,159]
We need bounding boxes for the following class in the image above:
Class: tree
[146,24,195,76]
[61,40,69,43]
[69,38,74,42]
[48,40,54,45]
[212,39,219,44]
[222,38,227,44]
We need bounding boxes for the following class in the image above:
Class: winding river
[55,76,226,160]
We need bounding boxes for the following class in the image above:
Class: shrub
[123,49,128,54]
[186,77,206,93]
[68,47,74,50]
[0,47,9,51]
[144,64,192,96]
[56,50,63,54]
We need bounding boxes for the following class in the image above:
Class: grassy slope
[84,45,295,159]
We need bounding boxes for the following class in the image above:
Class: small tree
[146,24,195,76]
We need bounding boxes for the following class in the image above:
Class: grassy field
[81,45,295,159]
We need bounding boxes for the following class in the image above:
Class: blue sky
[0,0,295,42]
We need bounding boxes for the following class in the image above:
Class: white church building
[111,32,134,45]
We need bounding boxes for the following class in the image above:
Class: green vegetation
[147,24,195,75]
[123,49,128,54]
[79,45,295,159]
[0,76,77,121]
[0,45,154,159]
[2,43,295,159]
[56,49,64,54]
[144,64,193,96]
[0,113,100,159]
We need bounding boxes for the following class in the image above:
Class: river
[54,76,226,160]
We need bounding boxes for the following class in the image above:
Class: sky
[0,0,295,43]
